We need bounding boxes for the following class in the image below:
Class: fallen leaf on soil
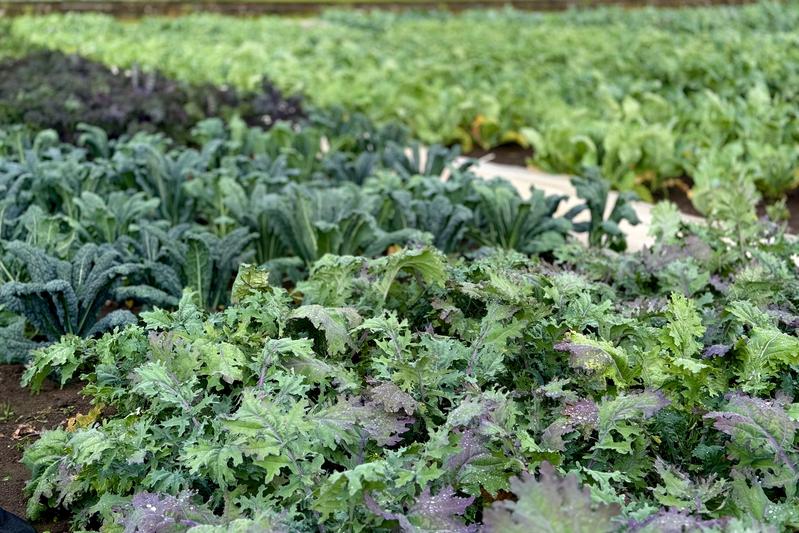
[12,423,39,440]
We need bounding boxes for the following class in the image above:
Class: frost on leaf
[554,340,611,372]
[563,399,600,427]
[410,485,476,532]
[445,429,489,473]
[323,390,415,447]
[554,334,631,386]
[626,508,729,533]
[702,344,731,359]
[366,381,418,415]
[359,406,414,446]
[483,462,620,532]
[542,399,599,451]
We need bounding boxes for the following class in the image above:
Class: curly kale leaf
[483,462,621,533]
[705,393,798,495]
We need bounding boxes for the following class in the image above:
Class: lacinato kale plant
[0,118,587,361]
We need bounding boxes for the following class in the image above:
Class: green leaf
[370,247,447,302]
[659,293,705,358]
[231,263,272,304]
[483,462,620,533]
[738,327,799,394]
[289,305,363,357]
[183,234,212,308]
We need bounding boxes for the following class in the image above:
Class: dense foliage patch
[0,50,304,142]
[0,117,638,362]
[3,8,799,529]
[20,199,799,530]
[6,3,799,200]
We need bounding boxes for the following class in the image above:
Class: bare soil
[0,364,91,532]
[466,144,535,167]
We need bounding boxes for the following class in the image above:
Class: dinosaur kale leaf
[0,241,139,345]
[565,167,640,252]
[471,180,571,254]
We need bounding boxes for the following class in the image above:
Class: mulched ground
[0,364,91,533]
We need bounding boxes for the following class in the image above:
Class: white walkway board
[463,157,703,252]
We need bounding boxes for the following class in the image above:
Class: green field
[4,2,799,204]
[3,3,799,532]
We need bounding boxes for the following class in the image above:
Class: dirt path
[464,157,703,252]
[466,146,799,242]
[0,364,90,532]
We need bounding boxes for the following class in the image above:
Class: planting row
[0,50,305,143]
[21,198,799,530]
[0,115,640,363]
[4,3,799,200]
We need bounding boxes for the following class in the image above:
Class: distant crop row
[4,2,799,202]
[0,50,305,143]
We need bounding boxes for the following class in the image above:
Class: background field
[0,0,753,15]
[3,2,799,204]
[3,2,799,532]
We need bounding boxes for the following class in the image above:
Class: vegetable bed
[16,191,799,532]
[0,8,798,531]
[0,112,643,362]
[0,107,797,531]
[4,2,799,202]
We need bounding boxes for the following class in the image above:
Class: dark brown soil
[0,364,91,532]
[466,144,535,167]
[773,188,799,234]
[0,0,755,17]
[656,181,703,219]
[658,179,799,233]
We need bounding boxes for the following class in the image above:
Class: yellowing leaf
[66,405,104,433]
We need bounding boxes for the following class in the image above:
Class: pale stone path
[462,157,703,252]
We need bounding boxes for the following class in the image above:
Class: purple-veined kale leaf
[483,462,620,532]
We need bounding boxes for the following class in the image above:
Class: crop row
[0,50,306,143]
[4,3,799,201]
[16,135,799,530]
[2,102,797,532]
[0,111,643,363]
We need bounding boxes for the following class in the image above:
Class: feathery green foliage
[20,196,799,530]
